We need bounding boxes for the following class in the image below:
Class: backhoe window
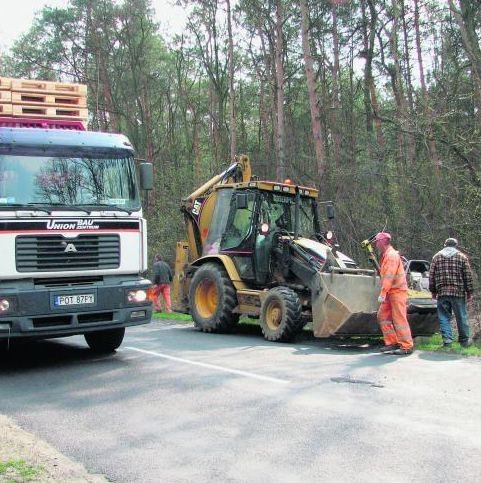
[262,192,317,238]
[203,189,233,255]
[221,195,255,250]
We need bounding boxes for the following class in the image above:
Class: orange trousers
[152,283,172,313]
[377,292,413,350]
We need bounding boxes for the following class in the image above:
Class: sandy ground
[0,415,107,482]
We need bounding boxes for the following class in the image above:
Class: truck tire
[189,263,240,332]
[260,287,302,342]
[84,327,125,353]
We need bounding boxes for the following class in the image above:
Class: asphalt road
[1,319,481,482]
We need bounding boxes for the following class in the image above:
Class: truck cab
[0,124,153,352]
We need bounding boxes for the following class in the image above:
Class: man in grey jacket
[429,238,474,347]
[152,254,173,313]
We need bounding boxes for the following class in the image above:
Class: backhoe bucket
[311,271,438,337]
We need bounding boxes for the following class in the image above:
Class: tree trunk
[414,0,440,169]
[330,1,342,166]
[363,0,385,150]
[275,0,286,181]
[300,0,326,190]
[226,0,237,162]
[449,0,481,127]
[388,0,411,164]
[400,0,414,113]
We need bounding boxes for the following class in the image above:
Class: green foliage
[152,311,192,321]
[415,333,481,357]
[0,459,42,481]
[3,0,481,283]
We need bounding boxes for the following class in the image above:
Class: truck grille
[16,234,120,272]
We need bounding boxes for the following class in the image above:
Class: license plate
[54,294,95,306]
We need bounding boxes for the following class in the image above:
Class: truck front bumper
[0,281,152,339]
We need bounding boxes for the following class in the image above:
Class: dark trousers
[437,296,470,343]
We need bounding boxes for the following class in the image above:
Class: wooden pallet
[11,79,87,97]
[0,77,13,90]
[0,103,13,115]
[12,105,88,120]
[11,92,87,108]
[0,91,12,102]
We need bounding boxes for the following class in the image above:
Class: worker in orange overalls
[374,232,414,355]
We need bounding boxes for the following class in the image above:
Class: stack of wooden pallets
[0,77,87,126]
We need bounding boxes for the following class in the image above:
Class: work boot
[379,344,399,353]
[443,342,452,348]
[460,340,472,348]
[391,348,414,356]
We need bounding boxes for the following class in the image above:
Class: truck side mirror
[326,204,335,220]
[139,162,153,191]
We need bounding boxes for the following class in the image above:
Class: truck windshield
[0,154,140,210]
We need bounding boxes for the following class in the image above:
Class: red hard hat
[373,232,391,243]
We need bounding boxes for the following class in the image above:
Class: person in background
[429,238,473,348]
[152,254,173,313]
[374,232,414,355]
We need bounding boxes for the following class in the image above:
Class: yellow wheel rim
[195,279,218,319]
[265,300,282,331]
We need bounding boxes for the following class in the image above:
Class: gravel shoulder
[0,415,107,482]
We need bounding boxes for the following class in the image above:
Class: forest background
[0,0,480,279]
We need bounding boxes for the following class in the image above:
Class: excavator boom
[184,155,252,204]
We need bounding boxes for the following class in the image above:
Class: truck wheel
[84,328,125,353]
[189,263,240,332]
[260,287,302,342]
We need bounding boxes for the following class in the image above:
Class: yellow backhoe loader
[172,155,438,341]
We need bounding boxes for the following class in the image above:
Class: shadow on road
[148,319,384,356]
[145,320,403,377]
[0,321,391,375]
[0,338,118,373]
[416,350,466,362]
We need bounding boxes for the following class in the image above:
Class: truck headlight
[0,299,10,312]
[0,297,16,315]
[126,289,148,303]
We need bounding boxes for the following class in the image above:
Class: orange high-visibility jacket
[380,246,408,298]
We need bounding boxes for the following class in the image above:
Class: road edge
[0,414,107,482]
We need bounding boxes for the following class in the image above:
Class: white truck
[0,78,153,352]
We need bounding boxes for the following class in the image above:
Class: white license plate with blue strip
[54,294,95,306]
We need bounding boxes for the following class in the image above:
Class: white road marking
[124,346,290,384]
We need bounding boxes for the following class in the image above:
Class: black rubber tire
[189,263,240,332]
[84,327,125,353]
[260,286,302,342]
[295,317,308,332]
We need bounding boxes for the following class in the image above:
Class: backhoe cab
[172,155,438,341]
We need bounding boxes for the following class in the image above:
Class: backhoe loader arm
[183,154,252,205]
